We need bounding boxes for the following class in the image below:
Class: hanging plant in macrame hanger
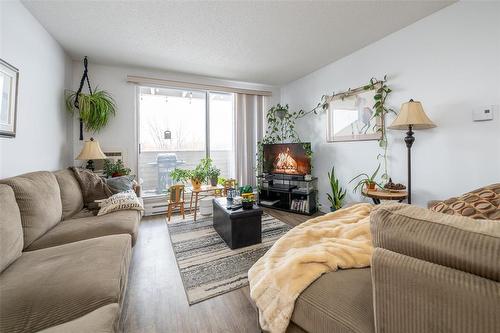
[65,56,117,140]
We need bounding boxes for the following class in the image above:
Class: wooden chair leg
[194,193,199,221]
[189,194,194,213]
[181,204,185,219]
[167,204,172,222]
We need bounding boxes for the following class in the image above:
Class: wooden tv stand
[257,174,318,215]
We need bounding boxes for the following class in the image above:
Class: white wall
[281,1,500,209]
[70,62,281,175]
[0,1,72,178]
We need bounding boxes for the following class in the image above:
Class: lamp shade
[76,138,107,160]
[389,99,436,130]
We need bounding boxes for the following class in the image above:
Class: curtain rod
[127,75,273,96]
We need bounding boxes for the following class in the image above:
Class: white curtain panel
[234,93,267,186]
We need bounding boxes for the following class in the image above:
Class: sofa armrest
[370,204,500,333]
[371,248,500,333]
[370,203,500,281]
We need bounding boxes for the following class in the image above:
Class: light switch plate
[473,105,496,121]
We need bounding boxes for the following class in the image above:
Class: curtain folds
[234,94,267,187]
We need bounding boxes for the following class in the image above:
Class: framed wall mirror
[326,82,383,142]
[0,59,19,138]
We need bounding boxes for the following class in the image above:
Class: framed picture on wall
[0,59,19,138]
[326,82,383,142]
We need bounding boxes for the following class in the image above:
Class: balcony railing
[139,149,233,197]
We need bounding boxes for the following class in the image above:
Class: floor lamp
[388,99,436,204]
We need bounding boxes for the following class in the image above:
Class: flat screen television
[262,143,311,175]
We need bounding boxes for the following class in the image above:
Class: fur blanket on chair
[248,203,374,333]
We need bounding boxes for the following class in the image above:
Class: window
[138,87,234,197]
[209,92,235,180]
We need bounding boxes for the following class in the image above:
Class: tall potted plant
[327,166,346,211]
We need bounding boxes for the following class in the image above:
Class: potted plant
[327,166,346,212]
[242,197,255,210]
[239,185,253,197]
[65,89,117,133]
[208,167,221,186]
[103,159,131,178]
[190,165,206,190]
[349,164,382,193]
[170,168,192,184]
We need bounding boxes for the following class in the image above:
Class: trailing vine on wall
[256,103,326,175]
[256,75,394,184]
[363,75,395,182]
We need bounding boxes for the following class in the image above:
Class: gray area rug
[167,213,291,305]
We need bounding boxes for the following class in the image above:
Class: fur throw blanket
[70,167,113,206]
[248,203,374,333]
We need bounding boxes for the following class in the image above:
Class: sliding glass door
[209,92,235,181]
[138,87,234,197]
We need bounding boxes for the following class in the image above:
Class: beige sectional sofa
[0,170,141,333]
[285,203,500,333]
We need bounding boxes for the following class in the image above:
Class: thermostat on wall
[473,105,496,122]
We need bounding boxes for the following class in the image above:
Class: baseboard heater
[143,196,192,216]
[144,202,169,216]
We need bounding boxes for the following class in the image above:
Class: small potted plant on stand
[190,166,206,190]
[208,166,221,186]
[349,164,382,193]
[170,168,191,184]
[327,166,346,212]
[103,159,131,178]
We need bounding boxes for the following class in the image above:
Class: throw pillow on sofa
[430,183,500,220]
[98,190,144,216]
[70,167,113,205]
[106,175,136,193]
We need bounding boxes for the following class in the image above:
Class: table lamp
[388,99,436,204]
[76,137,107,171]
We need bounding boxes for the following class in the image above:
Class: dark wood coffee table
[213,197,263,249]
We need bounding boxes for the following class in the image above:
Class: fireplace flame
[273,148,298,174]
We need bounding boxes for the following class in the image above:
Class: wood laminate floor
[119,208,321,333]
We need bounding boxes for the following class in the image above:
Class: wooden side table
[362,188,408,205]
[189,185,225,221]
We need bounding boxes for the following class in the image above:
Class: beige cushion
[371,203,500,281]
[70,208,95,219]
[0,171,62,248]
[372,248,500,333]
[98,190,144,216]
[290,268,374,333]
[26,209,141,251]
[54,169,84,220]
[38,304,119,333]
[0,235,131,333]
[0,185,23,273]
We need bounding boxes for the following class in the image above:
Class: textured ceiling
[23,1,453,85]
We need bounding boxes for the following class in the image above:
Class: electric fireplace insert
[262,143,311,176]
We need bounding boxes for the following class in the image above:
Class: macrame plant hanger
[74,56,93,140]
